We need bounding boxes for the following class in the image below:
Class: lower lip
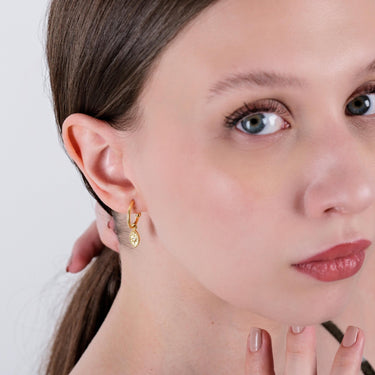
[292,250,365,282]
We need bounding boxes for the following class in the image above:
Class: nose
[302,129,375,219]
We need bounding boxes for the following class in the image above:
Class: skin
[61,0,375,373]
[68,205,367,374]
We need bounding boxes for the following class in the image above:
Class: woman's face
[127,0,375,324]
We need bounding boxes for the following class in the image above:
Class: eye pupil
[347,95,371,115]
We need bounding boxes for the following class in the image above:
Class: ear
[62,113,134,213]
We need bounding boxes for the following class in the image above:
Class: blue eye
[224,100,290,136]
[346,94,375,116]
[237,113,286,135]
[224,88,375,139]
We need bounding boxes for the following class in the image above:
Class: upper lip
[293,239,372,265]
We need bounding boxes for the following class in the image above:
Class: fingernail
[291,325,305,334]
[248,327,262,352]
[342,326,359,348]
[66,256,72,273]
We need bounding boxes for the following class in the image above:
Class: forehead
[137,0,375,132]
[147,0,375,90]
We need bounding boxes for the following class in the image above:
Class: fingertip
[66,253,88,273]
[285,325,317,358]
[330,326,365,373]
[245,328,275,374]
[341,326,365,353]
[287,324,316,339]
[248,327,262,353]
[66,263,81,273]
[290,325,305,334]
[66,254,73,273]
[342,326,360,348]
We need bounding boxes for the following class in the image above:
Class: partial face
[128,0,375,324]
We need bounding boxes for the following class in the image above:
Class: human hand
[66,203,119,273]
[245,325,364,374]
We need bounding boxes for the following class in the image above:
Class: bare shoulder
[68,348,136,375]
[68,352,122,375]
[69,362,128,375]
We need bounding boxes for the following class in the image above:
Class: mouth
[291,239,372,282]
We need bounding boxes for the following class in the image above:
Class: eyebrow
[359,58,375,78]
[207,58,375,103]
[207,71,306,102]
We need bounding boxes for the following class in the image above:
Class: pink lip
[291,239,372,282]
[294,239,372,264]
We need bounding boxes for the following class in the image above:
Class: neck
[74,239,289,375]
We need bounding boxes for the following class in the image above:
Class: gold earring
[127,199,141,247]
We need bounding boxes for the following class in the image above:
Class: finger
[68,220,104,273]
[245,328,275,374]
[95,202,119,252]
[283,325,317,375]
[330,326,365,375]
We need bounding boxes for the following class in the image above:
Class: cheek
[140,130,292,311]
[137,129,353,324]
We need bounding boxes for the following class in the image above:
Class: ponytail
[44,248,120,375]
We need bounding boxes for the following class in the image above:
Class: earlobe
[61,113,134,213]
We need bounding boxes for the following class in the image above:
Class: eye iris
[241,114,266,134]
[347,95,371,115]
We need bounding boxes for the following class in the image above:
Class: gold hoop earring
[128,199,141,247]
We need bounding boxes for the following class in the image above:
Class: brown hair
[43,0,219,374]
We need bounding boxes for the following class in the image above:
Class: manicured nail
[248,327,262,352]
[291,325,305,334]
[342,326,359,348]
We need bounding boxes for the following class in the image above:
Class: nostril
[324,207,344,213]
[324,206,347,214]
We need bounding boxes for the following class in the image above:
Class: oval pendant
[129,229,140,247]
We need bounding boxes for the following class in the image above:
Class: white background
[0,1,95,374]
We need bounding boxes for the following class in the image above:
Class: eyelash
[223,83,375,131]
[224,99,288,129]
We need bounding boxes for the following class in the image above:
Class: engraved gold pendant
[128,200,141,248]
[129,228,140,247]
